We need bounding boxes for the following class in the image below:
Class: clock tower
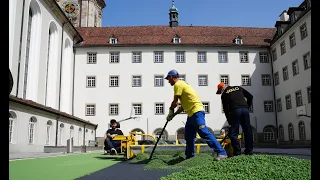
[56,0,106,27]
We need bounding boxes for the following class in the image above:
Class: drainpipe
[83,124,86,152]
[72,38,76,116]
[79,0,83,27]
[87,0,89,27]
[268,48,279,146]
[16,0,27,97]
[55,115,61,146]
[58,21,68,111]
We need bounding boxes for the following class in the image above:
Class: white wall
[9,0,74,113]
[271,10,311,141]
[74,46,276,138]
[9,102,96,153]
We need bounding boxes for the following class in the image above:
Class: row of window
[274,51,310,86]
[276,86,311,112]
[272,22,308,61]
[86,74,274,88]
[85,99,284,116]
[263,121,307,141]
[87,51,270,64]
[8,112,93,145]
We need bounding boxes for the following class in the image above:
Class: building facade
[271,0,311,144]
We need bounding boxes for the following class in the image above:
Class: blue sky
[102,0,303,27]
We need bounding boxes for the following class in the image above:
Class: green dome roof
[169,5,178,12]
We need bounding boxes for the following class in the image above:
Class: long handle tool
[149,120,169,160]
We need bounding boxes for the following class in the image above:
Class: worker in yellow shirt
[165,70,228,161]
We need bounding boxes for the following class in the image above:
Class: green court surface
[9,153,122,180]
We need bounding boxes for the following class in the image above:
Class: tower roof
[169,0,178,12]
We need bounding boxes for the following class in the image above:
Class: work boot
[110,148,117,155]
[215,155,228,161]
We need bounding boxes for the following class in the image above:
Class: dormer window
[277,26,284,36]
[109,35,118,44]
[234,36,243,45]
[290,12,297,23]
[172,34,181,44]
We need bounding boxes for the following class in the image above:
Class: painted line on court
[9,151,103,162]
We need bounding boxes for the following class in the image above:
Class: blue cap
[165,69,179,79]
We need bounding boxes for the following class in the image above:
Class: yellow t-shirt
[174,80,204,117]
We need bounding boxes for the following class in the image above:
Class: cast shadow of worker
[94,156,124,162]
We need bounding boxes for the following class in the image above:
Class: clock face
[61,1,80,18]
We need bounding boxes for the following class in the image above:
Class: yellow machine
[107,131,241,160]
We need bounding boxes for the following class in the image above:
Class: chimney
[279,10,289,21]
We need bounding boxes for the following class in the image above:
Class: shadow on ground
[94,156,124,161]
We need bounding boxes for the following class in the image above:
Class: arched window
[288,123,294,141]
[28,117,37,144]
[45,120,52,145]
[176,127,185,140]
[278,125,284,141]
[263,127,275,141]
[70,126,74,139]
[9,112,17,143]
[153,128,168,140]
[58,123,64,145]
[78,128,82,146]
[298,121,306,140]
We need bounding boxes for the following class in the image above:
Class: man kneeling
[104,119,123,155]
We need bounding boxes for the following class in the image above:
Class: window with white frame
[300,23,308,40]
[109,104,119,115]
[86,76,96,87]
[264,101,274,112]
[279,125,284,141]
[173,37,181,44]
[282,66,289,81]
[303,51,311,70]
[218,52,228,63]
[132,75,142,87]
[288,123,294,140]
[155,103,165,115]
[132,103,142,115]
[295,90,303,107]
[307,86,311,103]
[9,112,15,143]
[280,41,286,55]
[177,103,186,114]
[86,104,95,116]
[154,52,163,63]
[272,48,277,61]
[70,126,74,140]
[264,127,275,141]
[239,52,249,63]
[261,74,271,86]
[259,52,269,63]
[292,60,299,76]
[198,75,208,86]
[87,53,97,64]
[132,52,142,63]
[241,75,251,86]
[154,75,164,87]
[285,95,292,109]
[220,75,229,85]
[276,98,282,112]
[274,72,279,86]
[78,128,82,146]
[58,123,64,145]
[298,121,306,140]
[202,102,210,114]
[197,52,206,63]
[109,37,117,44]
[289,33,296,48]
[45,120,52,145]
[109,76,119,87]
[179,75,186,81]
[28,117,37,144]
[176,52,185,63]
[23,9,33,99]
[110,52,120,63]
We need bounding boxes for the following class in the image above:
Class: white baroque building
[9,0,311,153]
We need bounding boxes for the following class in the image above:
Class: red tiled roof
[76,26,276,47]
[9,95,97,127]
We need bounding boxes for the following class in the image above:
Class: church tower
[169,0,179,28]
[55,0,106,27]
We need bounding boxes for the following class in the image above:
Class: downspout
[268,47,279,146]
[79,0,83,27]
[16,0,27,97]
[55,115,61,146]
[72,37,76,116]
[87,0,89,27]
[83,124,86,152]
[58,21,68,110]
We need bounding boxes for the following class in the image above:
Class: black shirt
[221,86,253,115]
[106,129,124,142]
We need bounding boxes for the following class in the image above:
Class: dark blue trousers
[228,108,253,155]
[104,138,121,151]
[185,111,227,158]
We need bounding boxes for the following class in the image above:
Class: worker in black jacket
[216,82,254,156]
